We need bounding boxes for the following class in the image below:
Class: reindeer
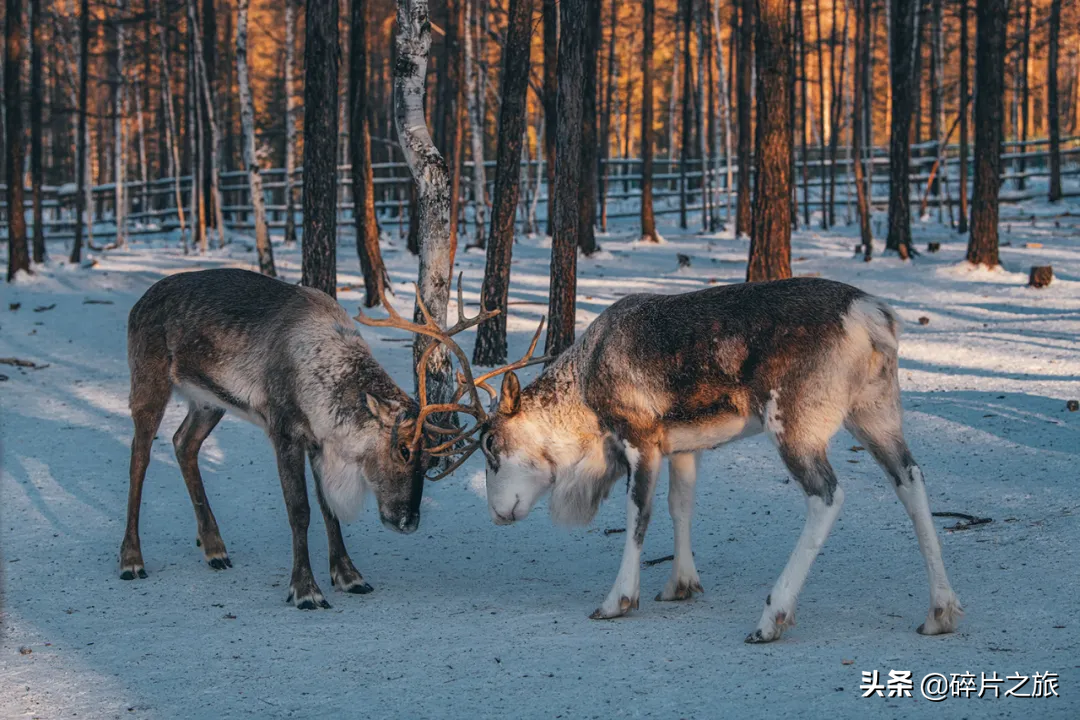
[120,269,489,609]
[405,277,962,642]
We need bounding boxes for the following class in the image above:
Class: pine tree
[5,0,30,280]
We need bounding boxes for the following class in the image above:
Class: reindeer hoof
[330,560,373,594]
[207,556,232,571]
[119,566,147,581]
[745,629,778,644]
[590,595,638,620]
[656,578,704,602]
[287,578,331,610]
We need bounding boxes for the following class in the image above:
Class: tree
[853,0,872,259]
[735,0,753,237]
[543,0,557,235]
[70,0,90,264]
[578,0,600,255]
[30,0,44,263]
[188,0,226,249]
[640,0,659,243]
[237,0,275,276]
[284,0,298,245]
[966,0,1008,268]
[599,0,618,231]
[958,0,969,232]
[350,0,389,307]
[886,0,919,259]
[158,0,187,249]
[5,0,29,281]
[473,0,535,366]
[396,0,454,405]
[443,0,465,259]
[302,0,340,297]
[1048,0,1063,202]
[678,0,692,230]
[746,0,792,282]
[546,0,588,358]
[464,0,487,247]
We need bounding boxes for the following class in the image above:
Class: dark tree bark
[746,0,792,282]
[70,0,90,264]
[599,0,617,232]
[443,0,465,259]
[813,0,826,228]
[546,0,588,358]
[1048,0,1062,202]
[29,0,43,263]
[5,0,29,280]
[350,0,389,307]
[886,0,919,259]
[543,0,557,235]
[678,0,692,229]
[201,0,216,228]
[640,0,659,242]
[302,0,340,297]
[473,0,535,366]
[735,0,753,237]
[1017,0,1030,191]
[958,0,969,231]
[853,0,872,259]
[966,0,1007,268]
[578,0,600,255]
[797,0,809,226]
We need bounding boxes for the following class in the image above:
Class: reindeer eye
[398,444,412,463]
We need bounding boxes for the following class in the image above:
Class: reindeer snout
[382,509,420,534]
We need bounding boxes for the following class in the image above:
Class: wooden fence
[2,136,1078,241]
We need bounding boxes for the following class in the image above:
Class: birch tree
[157,0,187,249]
[188,0,226,248]
[1049,0,1063,202]
[853,0,872,258]
[735,0,753,237]
[395,0,455,403]
[237,0,276,275]
[464,0,487,248]
[114,3,128,248]
[712,0,733,225]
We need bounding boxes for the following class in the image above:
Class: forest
[2,1,1079,717]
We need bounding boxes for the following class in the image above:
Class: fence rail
[2,137,1078,241]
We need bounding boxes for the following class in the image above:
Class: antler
[355,275,550,480]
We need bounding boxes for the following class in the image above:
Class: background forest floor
[2,203,1079,718]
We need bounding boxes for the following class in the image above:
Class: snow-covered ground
[2,203,1079,718]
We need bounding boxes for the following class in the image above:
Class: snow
[2,202,1080,718]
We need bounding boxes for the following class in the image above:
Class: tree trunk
[5,0,29,280]
[396,0,455,404]
[735,0,753,237]
[796,0,809,226]
[679,0,692,229]
[853,0,872,259]
[1017,0,1030,191]
[966,0,1007,268]
[156,0,186,248]
[546,0,588,358]
[200,0,216,229]
[958,0,969,231]
[190,35,206,253]
[444,0,466,259]
[473,0,535,366]
[237,0,275,276]
[712,0,734,227]
[578,0,600,255]
[813,0,827,228]
[1048,0,1062,202]
[929,0,943,200]
[599,0,617,232]
[640,0,659,242]
[746,0,792,282]
[886,0,919,259]
[114,3,127,248]
[698,0,711,232]
[30,0,44,263]
[543,0,557,235]
[303,0,340,297]
[826,2,849,229]
[464,0,487,248]
[284,0,298,245]
[350,0,388,306]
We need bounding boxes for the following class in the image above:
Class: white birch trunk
[529,112,543,234]
[133,78,149,226]
[157,1,186,249]
[283,0,297,245]
[696,4,708,232]
[238,0,275,275]
[464,0,487,247]
[187,0,226,248]
[395,0,454,405]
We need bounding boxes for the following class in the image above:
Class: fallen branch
[0,357,50,370]
[643,554,674,567]
[932,511,993,531]
[603,527,625,536]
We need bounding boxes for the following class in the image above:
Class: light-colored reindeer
[120,268,488,609]
[390,277,961,642]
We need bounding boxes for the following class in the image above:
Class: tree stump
[1028,266,1053,288]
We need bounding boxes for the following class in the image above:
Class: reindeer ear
[498,371,521,416]
[365,394,396,427]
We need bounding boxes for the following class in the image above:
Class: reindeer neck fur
[514,349,629,525]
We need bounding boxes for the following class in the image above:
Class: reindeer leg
[174,404,229,569]
[591,443,661,619]
[272,434,329,609]
[120,368,170,580]
[747,447,844,643]
[309,449,374,595]
[657,452,704,601]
